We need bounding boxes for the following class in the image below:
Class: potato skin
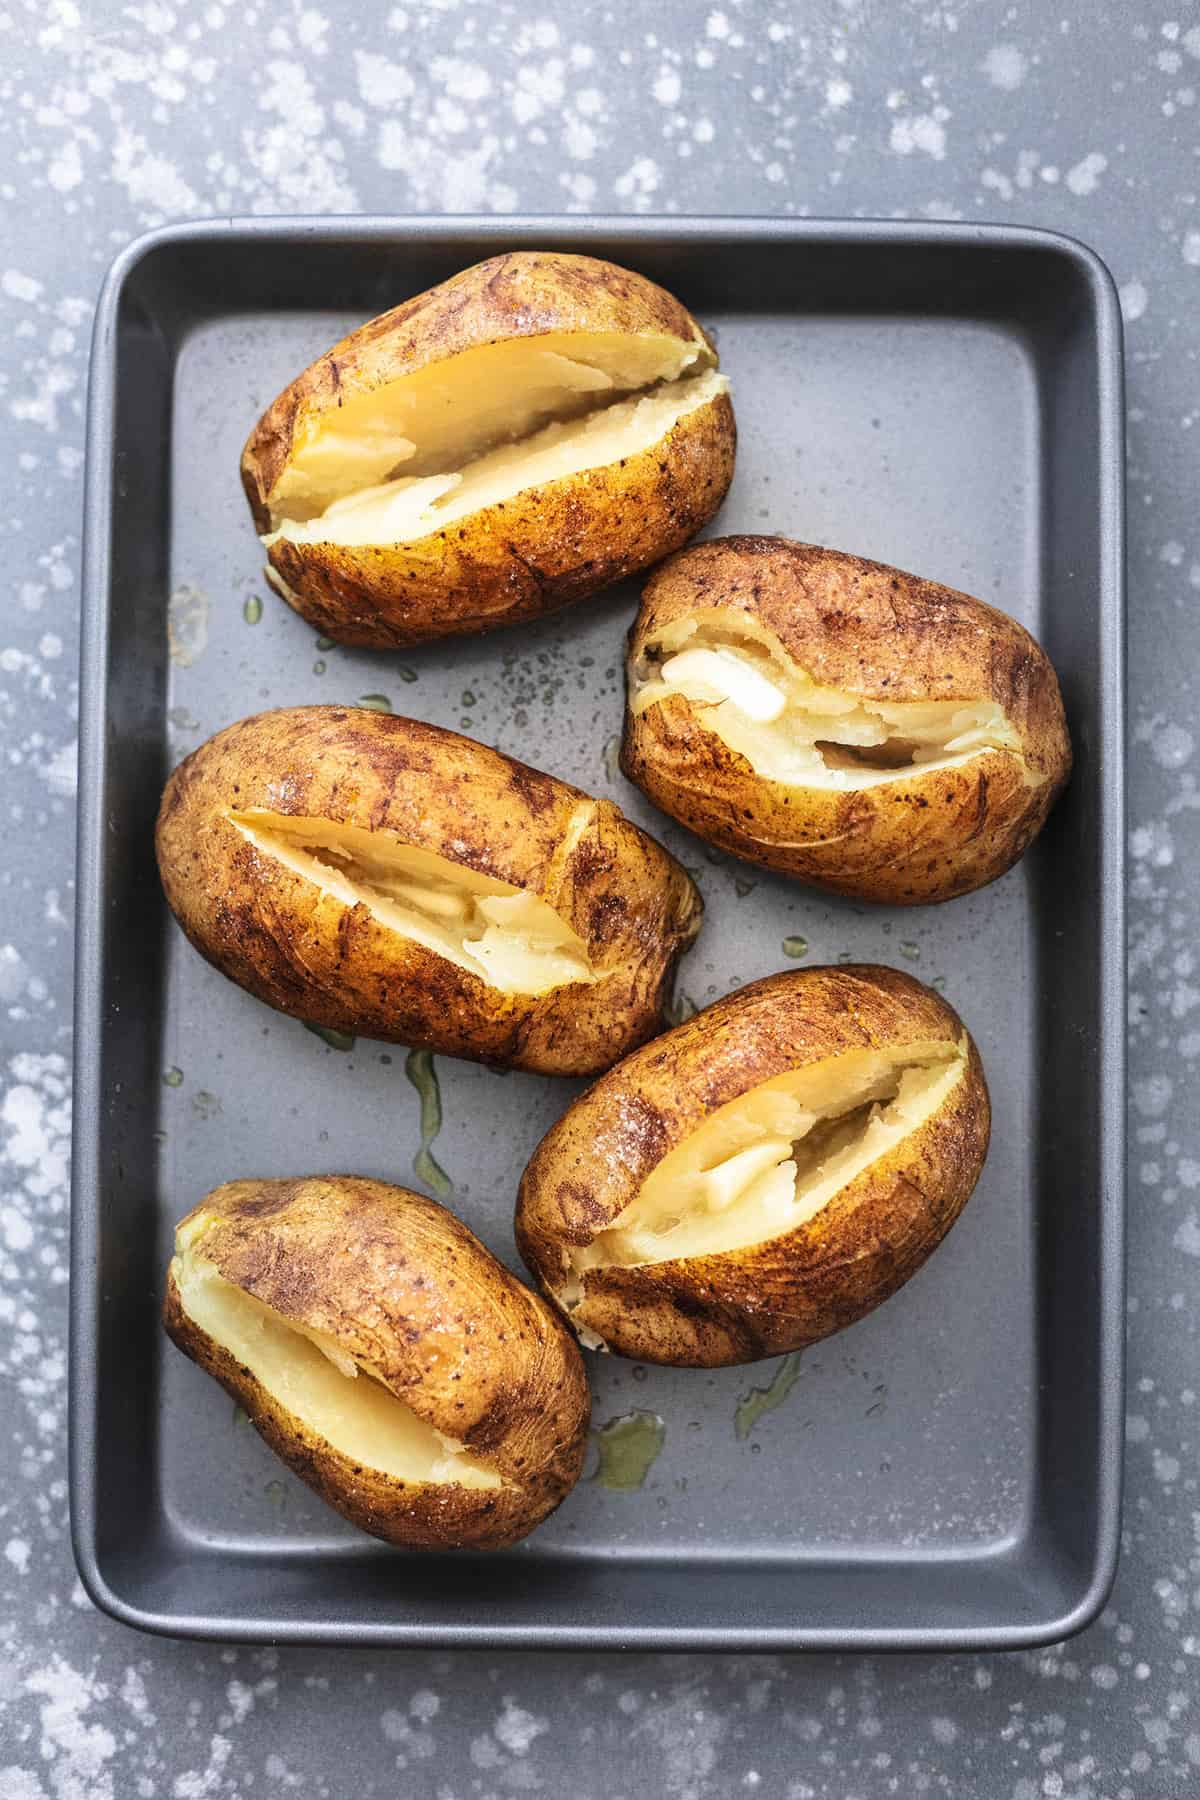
[241,251,736,647]
[155,706,701,1076]
[516,966,990,1367]
[621,535,1073,904]
[163,1177,590,1550]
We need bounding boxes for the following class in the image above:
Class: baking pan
[71,216,1125,1649]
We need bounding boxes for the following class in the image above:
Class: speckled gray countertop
[1,2,1197,1795]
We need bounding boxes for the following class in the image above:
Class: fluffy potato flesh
[631,611,1023,790]
[263,330,727,548]
[231,807,595,996]
[173,1233,501,1491]
[564,1037,967,1291]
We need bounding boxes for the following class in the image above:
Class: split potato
[242,251,736,646]
[155,705,702,1076]
[516,965,990,1366]
[622,535,1072,904]
[164,1176,590,1549]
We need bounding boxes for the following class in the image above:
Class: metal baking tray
[72,216,1125,1650]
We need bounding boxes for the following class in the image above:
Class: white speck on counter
[47,141,84,193]
[2,1052,71,1203]
[1174,1213,1200,1255]
[23,1658,117,1795]
[296,9,329,54]
[982,45,1027,89]
[1120,280,1149,321]
[1133,1073,1174,1117]
[226,1680,254,1724]
[2,271,44,303]
[890,113,949,158]
[614,156,661,207]
[653,68,682,106]
[1066,151,1107,194]
[354,49,415,108]
[1153,1449,1181,1483]
[409,1688,440,1722]
[112,128,198,221]
[38,741,76,799]
[172,1735,232,1798]
[1151,722,1194,768]
[119,1668,152,1723]
[0,946,29,1005]
[494,1699,549,1755]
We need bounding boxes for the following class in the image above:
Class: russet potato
[516,965,990,1366]
[622,535,1072,904]
[241,251,737,646]
[164,1177,590,1549]
[155,705,702,1076]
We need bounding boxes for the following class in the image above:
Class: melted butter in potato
[567,1037,967,1278]
[264,329,726,548]
[230,808,596,997]
[631,611,1025,790]
[173,1225,502,1490]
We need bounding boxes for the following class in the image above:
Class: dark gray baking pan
[71,216,1125,1649]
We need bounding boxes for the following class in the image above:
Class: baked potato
[155,705,702,1076]
[516,965,990,1366]
[622,535,1072,904]
[241,251,737,646]
[164,1176,590,1549]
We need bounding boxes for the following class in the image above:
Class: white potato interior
[268,366,727,550]
[566,1037,966,1281]
[173,1234,502,1489]
[631,611,1023,789]
[268,330,710,525]
[230,808,596,996]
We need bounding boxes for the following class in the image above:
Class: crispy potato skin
[516,966,991,1367]
[621,535,1073,904]
[155,706,701,1076]
[163,1177,590,1549]
[239,251,736,646]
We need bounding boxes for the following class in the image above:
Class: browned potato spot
[155,707,702,1076]
[164,1177,591,1550]
[516,966,990,1366]
[622,537,1073,905]
[241,253,737,646]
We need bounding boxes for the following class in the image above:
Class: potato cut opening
[230,808,597,997]
[263,327,726,546]
[267,330,713,524]
[173,1236,502,1489]
[631,611,1023,790]
[564,1037,967,1283]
